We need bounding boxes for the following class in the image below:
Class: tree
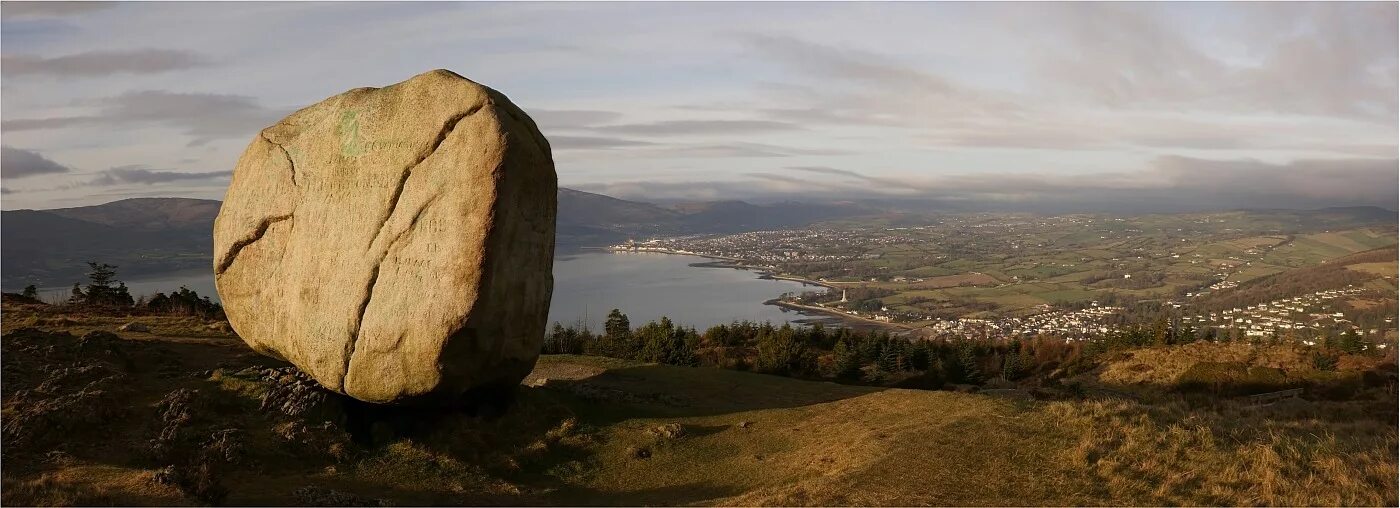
[637,317,676,363]
[1312,351,1339,371]
[145,286,222,318]
[68,283,85,305]
[600,309,631,357]
[756,324,812,376]
[831,339,863,380]
[20,285,38,299]
[940,349,966,384]
[1151,317,1169,346]
[81,262,132,307]
[906,341,931,371]
[544,322,582,355]
[1001,352,1021,381]
[957,345,984,384]
[1338,329,1366,355]
[875,343,900,373]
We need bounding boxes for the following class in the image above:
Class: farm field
[635,208,1398,323]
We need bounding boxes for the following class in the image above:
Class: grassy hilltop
[2,305,1395,506]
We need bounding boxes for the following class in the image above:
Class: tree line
[544,309,1391,391]
[23,261,224,318]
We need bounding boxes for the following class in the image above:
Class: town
[610,210,1398,346]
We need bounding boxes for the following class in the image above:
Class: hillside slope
[2,310,1394,506]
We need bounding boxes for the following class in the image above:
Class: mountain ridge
[0,189,873,287]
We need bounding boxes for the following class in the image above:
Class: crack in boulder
[215,214,293,275]
[261,132,299,186]
[343,105,482,388]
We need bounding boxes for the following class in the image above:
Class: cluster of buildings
[609,229,882,266]
[915,305,1127,341]
[1015,305,1127,337]
[1182,286,1366,338]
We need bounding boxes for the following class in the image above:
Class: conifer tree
[832,339,863,380]
[1002,352,1021,381]
[602,309,631,357]
[957,345,984,384]
[876,343,900,373]
[1338,329,1365,355]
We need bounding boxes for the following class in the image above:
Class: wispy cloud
[4,90,286,145]
[0,1,112,19]
[1030,3,1398,120]
[551,135,655,150]
[87,165,232,186]
[528,109,624,131]
[0,3,1393,211]
[594,119,803,136]
[1,146,71,179]
[587,155,1398,211]
[2,49,212,77]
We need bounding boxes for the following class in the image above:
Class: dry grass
[0,307,233,339]
[1347,261,1398,277]
[3,307,1395,506]
[1096,342,1332,388]
[0,465,185,506]
[1046,397,1398,506]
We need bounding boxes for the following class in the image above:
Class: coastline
[604,246,840,289]
[765,298,916,334]
[601,246,907,333]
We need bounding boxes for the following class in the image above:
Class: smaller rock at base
[119,322,150,333]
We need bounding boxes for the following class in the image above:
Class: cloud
[3,90,286,145]
[1150,156,1398,205]
[787,166,874,181]
[786,165,910,187]
[652,142,848,158]
[738,33,1023,121]
[1029,3,1398,120]
[528,109,624,130]
[87,165,232,186]
[550,135,656,150]
[1,116,98,131]
[594,119,803,136]
[2,49,212,77]
[0,2,112,19]
[1,146,71,179]
[736,157,1400,211]
[1,187,13,195]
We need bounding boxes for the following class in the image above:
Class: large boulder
[213,70,556,404]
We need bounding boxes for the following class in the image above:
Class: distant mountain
[671,199,879,234]
[43,197,221,231]
[556,188,680,247]
[1,190,877,288]
[2,199,219,288]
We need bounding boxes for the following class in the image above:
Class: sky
[1,1,1396,212]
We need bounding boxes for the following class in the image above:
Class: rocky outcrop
[213,70,556,404]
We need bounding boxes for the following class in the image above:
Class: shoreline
[600,246,907,333]
[603,246,840,289]
[765,299,916,334]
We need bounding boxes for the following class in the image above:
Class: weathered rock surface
[213,69,556,404]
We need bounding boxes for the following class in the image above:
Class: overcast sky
[1,1,1396,211]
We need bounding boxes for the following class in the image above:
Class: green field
[779,213,1398,320]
